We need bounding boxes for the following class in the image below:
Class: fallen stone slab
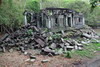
[78,47,83,50]
[77,44,83,47]
[0,47,3,52]
[9,49,14,53]
[41,59,50,63]
[59,43,64,48]
[66,46,74,49]
[20,46,25,53]
[0,33,9,42]
[82,33,92,38]
[33,26,39,32]
[42,47,55,55]
[30,55,36,59]
[34,38,45,47]
[57,48,63,54]
[61,30,65,36]
[25,58,36,63]
[50,43,57,49]
[2,46,6,52]
[65,43,70,46]
[74,45,78,50]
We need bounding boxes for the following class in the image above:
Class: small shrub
[64,51,72,58]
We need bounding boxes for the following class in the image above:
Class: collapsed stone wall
[0,24,99,56]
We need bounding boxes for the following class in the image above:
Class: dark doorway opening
[55,18,58,26]
[68,17,71,27]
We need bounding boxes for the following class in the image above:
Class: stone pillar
[48,18,51,28]
[72,17,75,27]
[24,12,28,25]
[41,13,44,28]
[46,17,51,29]
[82,17,85,25]
[65,16,68,26]
[70,14,73,27]
[51,16,55,28]
[58,15,64,28]
[30,13,33,23]
[37,15,40,28]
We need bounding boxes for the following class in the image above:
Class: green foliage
[64,51,72,58]
[63,38,69,40]
[0,0,23,28]
[65,1,90,12]
[65,0,100,26]
[92,43,100,51]
[26,29,33,35]
[72,43,100,58]
[26,0,40,12]
[0,0,100,32]
[52,33,61,39]
[42,0,66,8]
[90,0,100,11]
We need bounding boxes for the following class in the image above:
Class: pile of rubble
[0,24,99,56]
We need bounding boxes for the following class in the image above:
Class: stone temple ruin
[24,8,85,31]
[0,8,99,57]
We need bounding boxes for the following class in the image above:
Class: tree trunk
[0,0,2,5]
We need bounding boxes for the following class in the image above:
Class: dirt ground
[0,51,100,67]
[0,51,82,67]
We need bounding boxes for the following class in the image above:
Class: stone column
[65,16,68,27]
[30,13,33,23]
[41,13,44,28]
[24,12,28,25]
[72,17,75,27]
[82,17,85,25]
[48,17,51,29]
[70,14,73,27]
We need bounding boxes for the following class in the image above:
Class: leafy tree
[90,0,100,11]
[26,0,40,12]
[65,0,100,25]
[0,0,23,33]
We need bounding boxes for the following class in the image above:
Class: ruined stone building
[24,8,85,31]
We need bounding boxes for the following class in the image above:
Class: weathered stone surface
[50,43,57,49]
[25,58,36,63]
[0,47,2,52]
[59,43,64,48]
[1,24,97,56]
[41,59,50,63]
[9,49,13,53]
[42,47,56,55]
[57,48,63,54]
[82,33,92,38]
[33,26,39,32]
[20,46,25,53]
[0,33,9,42]
[2,46,6,52]
[61,30,65,36]
[66,46,74,49]
[78,47,83,50]
[30,55,36,59]
[34,38,45,47]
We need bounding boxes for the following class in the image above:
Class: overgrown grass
[73,43,100,58]
[64,43,100,58]
[92,43,100,51]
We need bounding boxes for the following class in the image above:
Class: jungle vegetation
[0,0,100,33]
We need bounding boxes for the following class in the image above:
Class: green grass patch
[63,38,69,40]
[52,33,61,39]
[92,43,100,51]
[67,43,100,58]
[63,51,72,58]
